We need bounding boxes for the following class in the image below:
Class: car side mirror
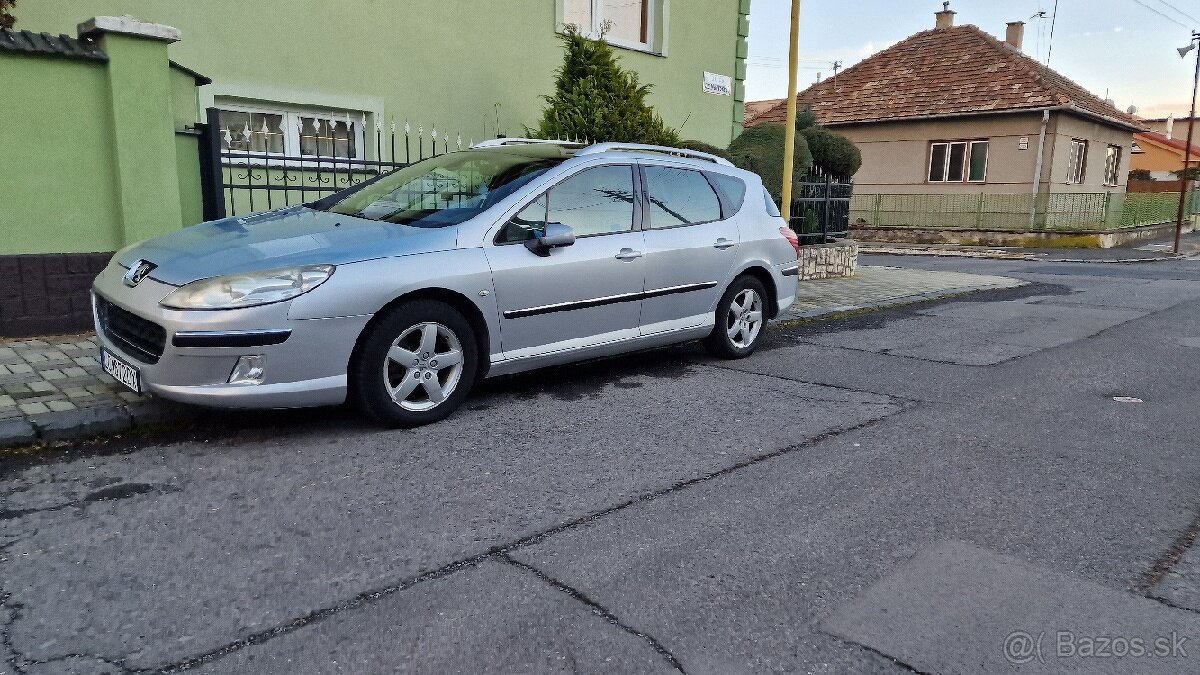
[524,222,575,256]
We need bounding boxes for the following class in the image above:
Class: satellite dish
[1104,98,1116,108]
[1127,105,1138,115]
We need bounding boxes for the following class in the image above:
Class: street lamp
[1174,31,1200,254]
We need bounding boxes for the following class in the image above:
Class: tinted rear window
[644,166,722,228]
[707,173,747,213]
[763,188,781,217]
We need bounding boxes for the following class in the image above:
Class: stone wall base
[797,241,858,280]
[0,253,111,338]
[850,219,1197,249]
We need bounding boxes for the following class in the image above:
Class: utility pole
[780,0,802,217]
[1175,31,1200,254]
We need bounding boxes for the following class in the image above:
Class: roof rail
[575,142,734,166]
[470,138,586,149]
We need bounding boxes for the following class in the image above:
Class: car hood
[116,207,461,286]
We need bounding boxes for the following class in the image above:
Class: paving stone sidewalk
[781,265,1024,320]
[0,265,1022,449]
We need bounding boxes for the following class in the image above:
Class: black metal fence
[788,168,853,244]
[198,107,469,220]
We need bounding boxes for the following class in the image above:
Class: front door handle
[713,238,736,250]
[615,248,644,261]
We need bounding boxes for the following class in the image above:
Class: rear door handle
[713,238,736,250]
[615,248,644,261]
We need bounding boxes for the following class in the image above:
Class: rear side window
[644,166,722,228]
[707,173,747,213]
[763,188,782,217]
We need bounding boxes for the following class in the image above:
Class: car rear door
[485,163,647,359]
[638,163,744,334]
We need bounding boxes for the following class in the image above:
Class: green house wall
[16,1,748,147]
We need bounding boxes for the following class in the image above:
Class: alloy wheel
[383,322,465,412]
[726,288,763,349]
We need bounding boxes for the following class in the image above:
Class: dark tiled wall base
[0,253,113,337]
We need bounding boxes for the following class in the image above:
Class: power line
[1151,0,1200,26]
[1129,0,1190,29]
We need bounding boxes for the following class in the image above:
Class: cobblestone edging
[797,241,858,280]
[0,335,198,447]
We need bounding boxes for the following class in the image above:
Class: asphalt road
[4,254,1200,674]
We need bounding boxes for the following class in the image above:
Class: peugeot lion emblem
[123,260,157,288]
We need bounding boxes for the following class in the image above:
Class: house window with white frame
[217,106,365,161]
[928,140,988,183]
[564,0,655,52]
[1065,139,1087,184]
[1103,144,1122,186]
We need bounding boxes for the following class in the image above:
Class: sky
[745,0,1200,119]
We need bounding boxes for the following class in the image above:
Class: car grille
[95,295,166,364]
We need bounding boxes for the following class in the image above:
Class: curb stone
[30,406,132,442]
[0,419,37,447]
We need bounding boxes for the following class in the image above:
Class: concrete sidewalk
[0,265,1023,449]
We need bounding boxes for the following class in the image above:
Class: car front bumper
[91,260,370,409]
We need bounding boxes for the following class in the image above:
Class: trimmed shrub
[727,123,812,202]
[530,27,680,146]
[801,126,862,179]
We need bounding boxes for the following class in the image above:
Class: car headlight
[160,265,334,310]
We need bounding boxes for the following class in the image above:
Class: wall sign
[1018,136,1030,150]
[703,72,733,96]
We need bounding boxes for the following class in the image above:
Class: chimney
[1005,21,1024,50]
[935,2,956,29]
[1167,113,1175,139]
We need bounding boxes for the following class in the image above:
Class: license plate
[100,349,140,393]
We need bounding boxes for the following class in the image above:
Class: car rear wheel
[703,275,768,359]
[351,300,478,427]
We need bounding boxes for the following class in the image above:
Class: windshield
[311,148,566,227]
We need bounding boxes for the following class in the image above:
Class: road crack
[498,552,686,673]
[53,414,902,672]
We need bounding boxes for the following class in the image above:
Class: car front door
[485,164,646,359]
[638,164,743,334]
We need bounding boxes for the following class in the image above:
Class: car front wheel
[351,300,478,427]
[703,275,768,359]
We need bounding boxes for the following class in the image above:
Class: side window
[644,166,722,228]
[547,165,636,237]
[707,173,748,214]
[496,194,547,244]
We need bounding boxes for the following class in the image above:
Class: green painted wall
[16,1,745,147]
[98,32,185,245]
[0,54,124,254]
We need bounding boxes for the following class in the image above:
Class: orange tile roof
[1136,131,1200,157]
[743,98,785,125]
[750,24,1144,131]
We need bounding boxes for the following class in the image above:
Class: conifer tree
[532,26,680,145]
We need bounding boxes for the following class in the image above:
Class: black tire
[350,299,479,428]
[703,275,769,359]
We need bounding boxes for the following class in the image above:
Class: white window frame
[928,140,988,183]
[561,0,659,54]
[1103,144,1122,186]
[1065,138,1088,184]
[216,101,367,167]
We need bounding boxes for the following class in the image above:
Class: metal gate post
[197,107,227,221]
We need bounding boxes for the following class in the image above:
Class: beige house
[748,6,1143,198]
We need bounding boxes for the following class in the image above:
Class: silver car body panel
[92,147,797,409]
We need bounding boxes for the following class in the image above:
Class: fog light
[228,355,266,385]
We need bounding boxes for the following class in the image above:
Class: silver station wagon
[92,140,801,426]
